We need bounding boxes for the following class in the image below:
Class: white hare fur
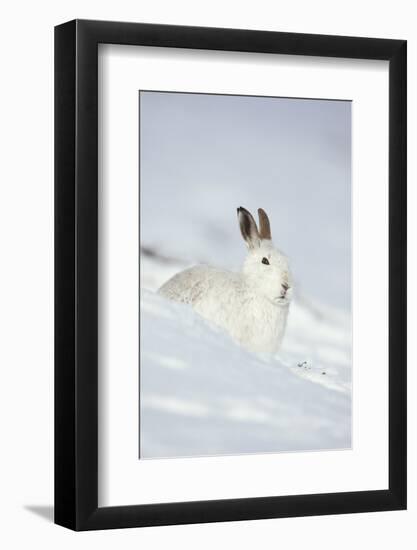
[158,207,293,353]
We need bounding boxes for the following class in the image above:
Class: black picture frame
[55,19,407,531]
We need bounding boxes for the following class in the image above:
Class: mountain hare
[158,207,293,353]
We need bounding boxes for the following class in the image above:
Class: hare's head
[237,207,293,305]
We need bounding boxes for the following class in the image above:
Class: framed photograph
[55,19,406,530]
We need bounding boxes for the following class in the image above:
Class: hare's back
[158,265,235,305]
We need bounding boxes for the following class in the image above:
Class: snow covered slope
[140,255,351,459]
[139,93,352,459]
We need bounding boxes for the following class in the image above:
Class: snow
[139,92,351,459]
[140,257,351,459]
[140,91,351,311]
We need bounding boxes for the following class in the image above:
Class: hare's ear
[258,208,272,240]
[237,207,260,249]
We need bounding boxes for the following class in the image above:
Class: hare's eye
[262,257,270,265]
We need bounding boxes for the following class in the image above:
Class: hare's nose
[281,283,289,293]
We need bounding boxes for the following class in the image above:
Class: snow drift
[140,255,351,459]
